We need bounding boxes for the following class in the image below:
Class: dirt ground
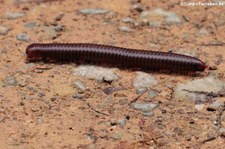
[0,0,225,148]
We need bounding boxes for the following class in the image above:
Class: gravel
[16,33,30,42]
[174,77,225,103]
[6,12,25,19]
[131,102,158,112]
[0,26,10,35]
[122,17,135,24]
[24,22,37,29]
[195,104,205,111]
[3,76,18,86]
[72,93,85,100]
[143,111,154,117]
[148,90,158,99]
[207,100,224,111]
[72,81,86,92]
[139,8,181,26]
[73,66,118,82]
[118,26,134,32]
[136,87,147,94]
[118,118,126,128]
[133,72,158,89]
[79,8,110,15]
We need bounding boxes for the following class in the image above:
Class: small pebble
[208,65,217,70]
[165,12,181,24]
[72,93,85,100]
[0,26,10,35]
[132,102,158,112]
[148,90,158,99]
[118,118,126,128]
[54,25,64,32]
[118,26,134,32]
[174,77,225,103]
[136,87,147,94]
[132,4,144,12]
[122,17,135,24]
[3,76,18,86]
[79,8,110,15]
[16,33,30,42]
[219,128,225,137]
[55,13,64,21]
[195,104,205,111]
[110,119,117,126]
[6,12,25,19]
[73,66,118,82]
[207,100,224,111]
[24,22,37,29]
[72,81,86,92]
[133,72,158,89]
[143,111,154,117]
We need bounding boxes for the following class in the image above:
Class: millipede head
[26,44,42,61]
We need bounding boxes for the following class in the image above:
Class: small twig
[202,136,216,143]
[128,89,148,105]
[86,103,109,116]
[198,42,225,46]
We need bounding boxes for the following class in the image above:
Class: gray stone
[72,94,85,100]
[165,12,181,24]
[24,22,37,29]
[73,81,86,92]
[132,102,158,112]
[195,104,205,111]
[136,87,147,94]
[118,26,134,32]
[73,66,118,82]
[139,8,181,26]
[6,12,25,19]
[16,63,36,74]
[55,13,64,21]
[54,25,64,32]
[207,100,224,111]
[198,28,209,35]
[0,26,10,35]
[143,111,154,117]
[132,4,144,12]
[133,72,158,89]
[16,33,30,42]
[3,76,18,86]
[122,17,135,24]
[148,90,158,99]
[79,9,110,15]
[219,128,225,137]
[174,77,225,103]
[149,21,162,27]
[42,26,58,40]
[118,118,126,128]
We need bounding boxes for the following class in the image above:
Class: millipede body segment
[26,43,207,72]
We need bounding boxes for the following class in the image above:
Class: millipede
[26,43,207,73]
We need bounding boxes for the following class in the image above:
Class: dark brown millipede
[26,43,207,73]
